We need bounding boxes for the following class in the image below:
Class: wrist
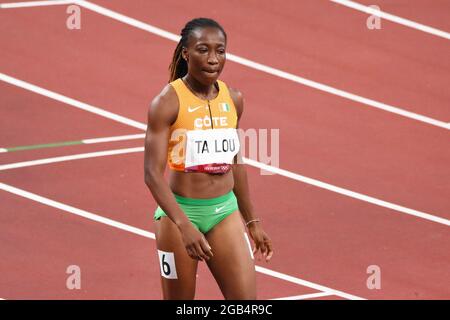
[245,218,261,228]
[175,217,192,231]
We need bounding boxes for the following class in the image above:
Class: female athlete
[144,17,273,300]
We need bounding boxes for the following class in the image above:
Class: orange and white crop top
[167,78,240,174]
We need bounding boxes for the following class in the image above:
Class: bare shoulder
[228,86,244,120]
[148,83,179,128]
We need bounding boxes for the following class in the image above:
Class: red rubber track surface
[0,1,449,299]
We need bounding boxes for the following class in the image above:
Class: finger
[188,245,203,261]
[194,242,208,261]
[265,241,273,262]
[259,241,267,257]
[186,247,197,260]
[253,242,260,260]
[200,239,214,258]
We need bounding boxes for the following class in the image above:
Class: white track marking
[0,0,73,8]
[76,0,180,41]
[1,147,448,228]
[226,55,450,130]
[271,292,334,300]
[1,3,448,130]
[0,9,447,230]
[256,266,363,300]
[0,134,144,153]
[0,71,447,226]
[245,158,450,227]
[0,147,143,170]
[0,182,155,239]
[0,0,444,301]
[71,1,449,130]
[0,181,364,300]
[2,0,448,41]
[82,133,144,144]
[330,0,450,41]
[0,73,146,131]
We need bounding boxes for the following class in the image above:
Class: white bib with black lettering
[185,128,240,168]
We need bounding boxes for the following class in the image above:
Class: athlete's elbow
[144,170,155,186]
[144,167,163,187]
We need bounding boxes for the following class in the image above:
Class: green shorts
[154,190,239,234]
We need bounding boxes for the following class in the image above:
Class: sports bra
[167,78,240,174]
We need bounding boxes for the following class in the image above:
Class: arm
[229,88,273,262]
[144,85,213,261]
[144,85,189,227]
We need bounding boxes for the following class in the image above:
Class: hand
[247,222,273,262]
[178,222,213,261]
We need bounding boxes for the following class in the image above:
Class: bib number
[185,128,240,168]
[157,250,178,279]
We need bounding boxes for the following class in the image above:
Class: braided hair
[169,18,227,82]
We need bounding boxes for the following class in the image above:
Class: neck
[183,74,217,99]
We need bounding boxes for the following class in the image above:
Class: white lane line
[226,55,449,130]
[0,181,364,300]
[73,0,449,131]
[0,58,447,228]
[77,0,180,41]
[245,158,450,227]
[0,134,144,153]
[0,147,143,170]
[256,266,363,300]
[82,133,144,144]
[0,73,147,131]
[0,181,155,239]
[1,146,448,228]
[270,292,334,300]
[330,0,450,41]
[1,3,448,131]
[2,0,447,41]
[0,0,73,8]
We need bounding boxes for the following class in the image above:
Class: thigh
[205,211,256,300]
[154,216,199,300]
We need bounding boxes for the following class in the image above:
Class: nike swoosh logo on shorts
[188,106,202,112]
[215,205,226,213]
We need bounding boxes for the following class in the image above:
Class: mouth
[203,69,219,75]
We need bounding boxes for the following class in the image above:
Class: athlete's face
[182,27,226,85]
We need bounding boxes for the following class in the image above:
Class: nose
[207,52,219,64]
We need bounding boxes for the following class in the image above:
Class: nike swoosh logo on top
[215,205,226,213]
[188,106,202,112]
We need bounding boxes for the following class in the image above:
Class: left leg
[204,211,256,300]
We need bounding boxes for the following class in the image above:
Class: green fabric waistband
[173,190,235,206]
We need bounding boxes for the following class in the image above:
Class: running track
[0,0,449,299]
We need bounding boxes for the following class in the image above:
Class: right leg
[154,216,199,299]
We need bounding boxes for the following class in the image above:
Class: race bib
[184,128,240,168]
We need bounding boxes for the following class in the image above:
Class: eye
[217,49,225,54]
[197,47,208,53]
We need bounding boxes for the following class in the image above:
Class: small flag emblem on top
[220,103,230,112]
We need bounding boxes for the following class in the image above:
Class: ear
[181,47,189,63]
